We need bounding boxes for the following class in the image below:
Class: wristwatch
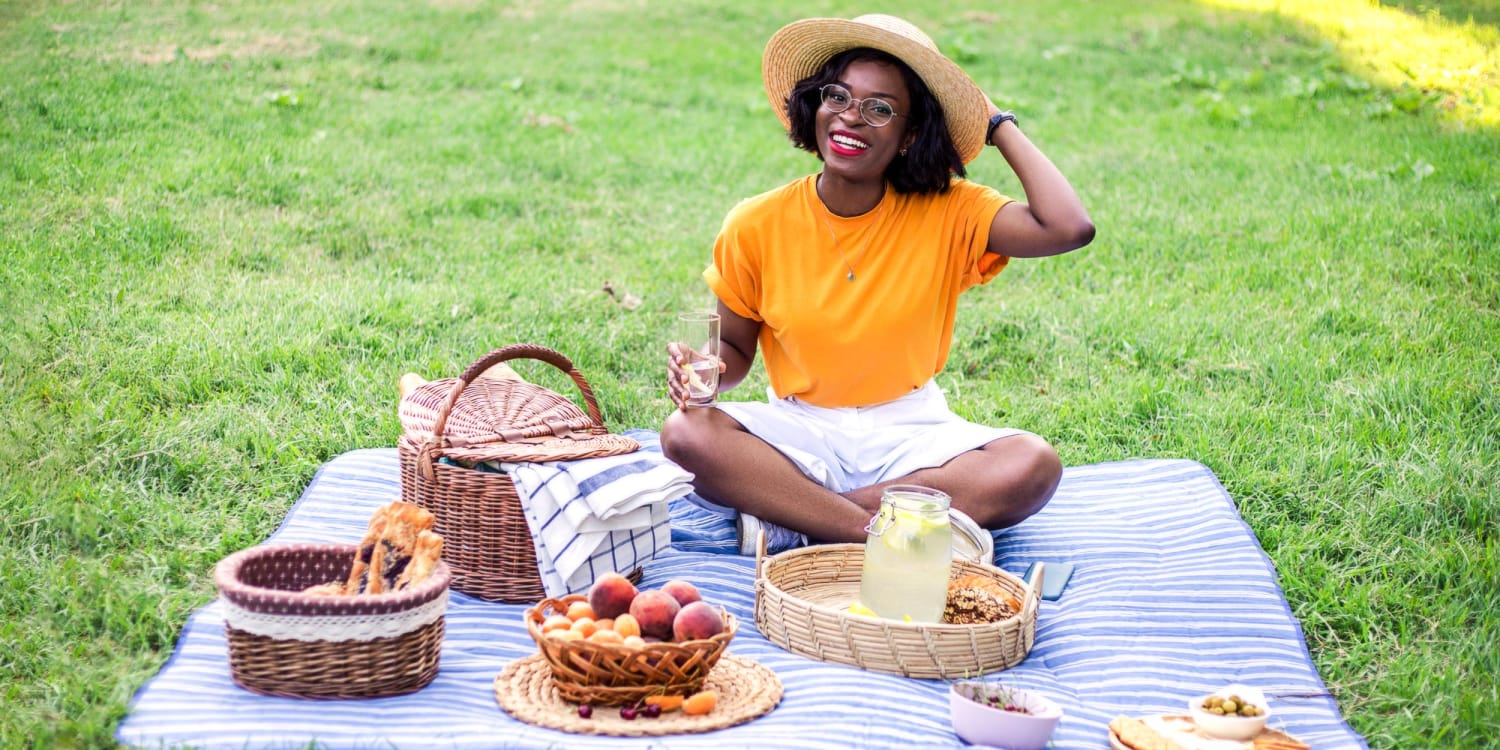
[986,111,1018,145]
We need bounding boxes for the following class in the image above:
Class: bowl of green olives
[1189,684,1270,740]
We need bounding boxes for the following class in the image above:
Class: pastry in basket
[944,573,1021,624]
[303,501,443,595]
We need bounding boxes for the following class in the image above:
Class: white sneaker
[736,512,807,556]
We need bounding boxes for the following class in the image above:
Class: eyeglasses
[819,83,905,127]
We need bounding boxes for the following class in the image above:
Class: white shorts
[715,381,1028,497]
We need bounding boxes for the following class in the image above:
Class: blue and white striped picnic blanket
[117,430,1367,749]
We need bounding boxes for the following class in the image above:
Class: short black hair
[784,47,966,194]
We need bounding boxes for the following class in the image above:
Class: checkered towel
[485,452,694,597]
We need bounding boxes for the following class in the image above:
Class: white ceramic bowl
[1189,684,1271,740]
[949,683,1063,750]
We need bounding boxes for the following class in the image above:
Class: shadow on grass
[1197,0,1499,129]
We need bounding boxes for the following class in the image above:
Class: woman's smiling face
[815,59,914,185]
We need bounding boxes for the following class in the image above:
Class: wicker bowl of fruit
[523,574,737,706]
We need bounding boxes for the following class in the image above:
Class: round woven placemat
[495,653,782,737]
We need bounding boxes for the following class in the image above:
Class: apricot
[622,635,647,649]
[644,694,684,713]
[628,589,681,641]
[613,613,642,639]
[660,579,703,607]
[588,629,624,646]
[589,572,639,620]
[540,614,573,633]
[683,690,718,715]
[672,601,726,642]
[566,600,596,621]
[568,617,597,638]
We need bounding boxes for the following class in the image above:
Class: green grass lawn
[1,0,1495,747]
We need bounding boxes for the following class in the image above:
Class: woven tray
[524,594,737,706]
[754,540,1040,679]
[495,653,782,736]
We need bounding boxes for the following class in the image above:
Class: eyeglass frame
[818,83,906,127]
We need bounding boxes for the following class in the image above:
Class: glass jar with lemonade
[857,485,953,622]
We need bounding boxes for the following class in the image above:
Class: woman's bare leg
[844,432,1063,530]
[660,407,872,542]
[663,409,1061,542]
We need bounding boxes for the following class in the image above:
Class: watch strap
[986,112,1018,145]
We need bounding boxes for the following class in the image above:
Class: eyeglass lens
[820,84,898,127]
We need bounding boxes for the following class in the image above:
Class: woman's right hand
[666,341,692,410]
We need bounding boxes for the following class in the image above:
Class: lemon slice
[882,504,949,553]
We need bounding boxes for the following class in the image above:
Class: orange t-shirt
[705,175,1012,408]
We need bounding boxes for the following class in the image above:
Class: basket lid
[399,344,640,463]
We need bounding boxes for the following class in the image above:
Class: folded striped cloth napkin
[481,452,694,598]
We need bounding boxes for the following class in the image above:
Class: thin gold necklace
[815,190,887,282]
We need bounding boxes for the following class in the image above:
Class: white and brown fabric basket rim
[215,542,452,641]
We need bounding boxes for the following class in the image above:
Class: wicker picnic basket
[214,542,451,699]
[397,344,641,602]
[754,541,1040,679]
[522,594,738,706]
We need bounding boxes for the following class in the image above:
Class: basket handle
[428,343,610,442]
[753,528,768,580]
[1020,561,1043,613]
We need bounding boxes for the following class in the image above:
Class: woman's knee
[1009,433,1062,500]
[659,409,721,469]
[975,433,1062,525]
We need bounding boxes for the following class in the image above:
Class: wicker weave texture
[226,620,444,699]
[754,544,1038,679]
[523,595,737,706]
[398,344,640,602]
[215,544,449,699]
[495,653,782,736]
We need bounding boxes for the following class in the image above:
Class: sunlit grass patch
[1202,0,1499,127]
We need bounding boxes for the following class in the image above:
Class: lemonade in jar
[857,485,953,622]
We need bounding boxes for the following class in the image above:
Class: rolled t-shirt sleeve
[704,204,765,323]
[955,183,1014,290]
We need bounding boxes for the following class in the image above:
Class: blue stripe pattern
[117,432,1367,749]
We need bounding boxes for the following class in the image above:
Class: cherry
[577,704,593,719]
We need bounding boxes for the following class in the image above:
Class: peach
[628,589,681,641]
[589,572,639,620]
[660,579,703,607]
[672,601,726,642]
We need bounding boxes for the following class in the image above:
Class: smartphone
[1023,561,1076,601]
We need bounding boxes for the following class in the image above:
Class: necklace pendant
[846,271,855,281]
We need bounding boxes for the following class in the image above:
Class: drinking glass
[676,311,721,407]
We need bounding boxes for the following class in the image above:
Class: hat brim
[761,16,990,165]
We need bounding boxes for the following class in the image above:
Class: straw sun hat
[761,14,992,165]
